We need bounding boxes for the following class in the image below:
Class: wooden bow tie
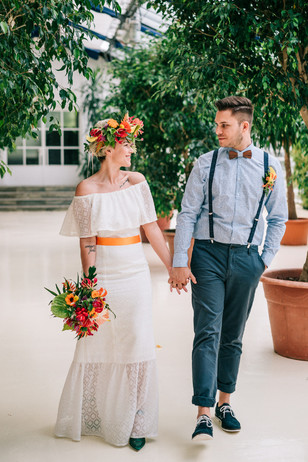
[229,150,252,159]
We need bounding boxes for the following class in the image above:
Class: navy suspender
[208,149,219,243]
[207,150,269,246]
[247,151,269,247]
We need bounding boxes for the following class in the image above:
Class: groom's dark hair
[215,96,254,125]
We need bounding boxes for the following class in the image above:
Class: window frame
[8,110,80,166]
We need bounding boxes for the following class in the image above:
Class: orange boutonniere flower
[263,166,277,195]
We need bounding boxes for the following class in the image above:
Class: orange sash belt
[96,235,141,246]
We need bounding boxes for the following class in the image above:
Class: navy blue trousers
[190,240,265,408]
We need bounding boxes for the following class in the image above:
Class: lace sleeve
[60,196,96,238]
[138,181,157,225]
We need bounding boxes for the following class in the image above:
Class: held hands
[168,267,197,294]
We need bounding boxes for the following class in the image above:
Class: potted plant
[260,255,308,360]
[279,136,308,246]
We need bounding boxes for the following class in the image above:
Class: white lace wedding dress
[55,181,159,446]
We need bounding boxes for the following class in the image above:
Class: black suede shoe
[192,415,213,441]
[215,403,241,432]
[129,437,146,451]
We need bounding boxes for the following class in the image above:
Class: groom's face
[215,110,245,150]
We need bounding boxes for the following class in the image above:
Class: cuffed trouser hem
[217,382,236,394]
[192,396,216,408]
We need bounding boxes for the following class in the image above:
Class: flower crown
[85,113,144,157]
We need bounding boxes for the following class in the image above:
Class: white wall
[1,57,111,187]
[1,166,80,187]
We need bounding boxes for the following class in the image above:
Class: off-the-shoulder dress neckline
[73,180,146,198]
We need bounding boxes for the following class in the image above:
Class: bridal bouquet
[45,266,115,340]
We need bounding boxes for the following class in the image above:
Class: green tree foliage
[149,0,307,126]
[292,136,308,210]
[148,0,308,221]
[252,99,308,220]
[81,42,217,216]
[0,0,120,152]
[79,68,104,178]
[149,0,308,276]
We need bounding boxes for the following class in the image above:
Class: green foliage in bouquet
[45,266,115,339]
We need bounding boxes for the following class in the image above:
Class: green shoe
[129,437,146,451]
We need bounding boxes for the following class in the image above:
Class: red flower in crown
[116,128,130,138]
[90,128,101,137]
[130,117,144,128]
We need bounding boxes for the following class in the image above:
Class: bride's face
[111,141,134,167]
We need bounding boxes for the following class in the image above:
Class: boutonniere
[263,166,277,195]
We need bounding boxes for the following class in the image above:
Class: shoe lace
[219,405,235,419]
[197,415,213,428]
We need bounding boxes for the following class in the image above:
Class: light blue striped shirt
[173,143,288,268]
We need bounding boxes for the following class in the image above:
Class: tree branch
[300,106,308,129]
[282,46,288,72]
[296,51,307,84]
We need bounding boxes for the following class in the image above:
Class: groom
[169,96,287,440]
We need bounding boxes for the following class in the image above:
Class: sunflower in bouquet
[45,266,115,339]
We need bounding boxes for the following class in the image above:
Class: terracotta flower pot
[280,218,308,246]
[162,229,194,267]
[260,268,308,360]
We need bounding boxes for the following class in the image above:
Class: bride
[55,114,172,451]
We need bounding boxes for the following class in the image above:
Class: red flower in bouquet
[81,277,97,289]
[93,298,104,312]
[45,266,115,340]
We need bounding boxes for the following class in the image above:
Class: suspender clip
[247,243,251,249]
[210,239,214,244]
[254,218,259,222]
[209,212,213,215]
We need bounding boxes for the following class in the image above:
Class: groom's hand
[168,267,197,294]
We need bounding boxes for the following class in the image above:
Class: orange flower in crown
[84,113,144,157]
[115,113,132,141]
[107,119,119,129]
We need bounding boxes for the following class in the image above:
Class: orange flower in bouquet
[45,266,115,339]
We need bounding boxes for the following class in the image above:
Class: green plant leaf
[51,293,70,318]
[0,21,8,34]
[45,287,58,297]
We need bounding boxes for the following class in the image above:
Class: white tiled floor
[1,210,308,462]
